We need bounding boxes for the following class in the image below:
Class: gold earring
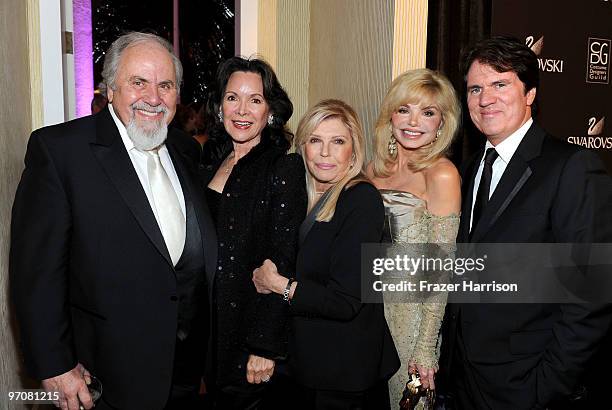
[388,135,397,155]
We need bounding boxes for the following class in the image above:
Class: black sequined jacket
[201,137,307,387]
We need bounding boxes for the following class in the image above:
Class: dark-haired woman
[202,57,307,408]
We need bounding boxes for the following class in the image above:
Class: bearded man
[10,32,216,410]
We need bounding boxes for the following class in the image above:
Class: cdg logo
[590,41,609,65]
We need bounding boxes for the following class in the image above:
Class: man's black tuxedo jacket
[445,122,612,409]
[10,108,217,409]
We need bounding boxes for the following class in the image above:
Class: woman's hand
[246,354,275,384]
[408,361,437,390]
[253,259,285,294]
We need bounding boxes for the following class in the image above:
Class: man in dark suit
[444,36,612,409]
[10,32,216,410]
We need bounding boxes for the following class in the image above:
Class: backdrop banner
[492,0,612,173]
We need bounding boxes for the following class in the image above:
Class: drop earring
[218,109,223,122]
[388,135,397,155]
[267,114,274,125]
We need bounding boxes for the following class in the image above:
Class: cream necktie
[146,149,185,265]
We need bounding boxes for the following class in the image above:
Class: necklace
[224,153,235,174]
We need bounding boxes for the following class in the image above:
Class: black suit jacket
[444,122,612,409]
[10,107,217,409]
[288,183,400,392]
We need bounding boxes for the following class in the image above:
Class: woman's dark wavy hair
[206,56,294,151]
[460,35,540,115]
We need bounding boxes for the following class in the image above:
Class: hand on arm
[42,363,92,410]
[253,259,296,299]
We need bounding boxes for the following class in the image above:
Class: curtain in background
[426,0,492,166]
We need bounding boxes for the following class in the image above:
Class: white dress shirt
[469,118,533,231]
[108,104,186,225]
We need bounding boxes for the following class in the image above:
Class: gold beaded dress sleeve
[380,189,459,408]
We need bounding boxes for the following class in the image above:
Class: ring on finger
[262,375,270,383]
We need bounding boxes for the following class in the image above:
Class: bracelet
[283,278,296,304]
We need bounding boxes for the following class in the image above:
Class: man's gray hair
[101,32,183,92]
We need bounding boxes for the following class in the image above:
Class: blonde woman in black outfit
[253,99,400,409]
[202,57,307,409]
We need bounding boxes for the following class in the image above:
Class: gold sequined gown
[380,190,460,408]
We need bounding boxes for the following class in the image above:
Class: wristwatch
[283,277,296,303]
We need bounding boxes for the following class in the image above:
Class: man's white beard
[126,103,169,151]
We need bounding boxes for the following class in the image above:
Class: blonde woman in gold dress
[367,69,461,408]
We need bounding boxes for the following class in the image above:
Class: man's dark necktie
[470,147,499,238]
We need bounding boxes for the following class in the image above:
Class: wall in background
[0,0,37,407]
[308,0,393,155]
[276,0,310,134]
[244,0,428,155]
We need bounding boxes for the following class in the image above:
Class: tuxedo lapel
[469,157,531,241]
[89,108,173,267]
[490,166,532,225]
[167,135,217,284]
[469,123,544,242]
[458,152,482,243]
